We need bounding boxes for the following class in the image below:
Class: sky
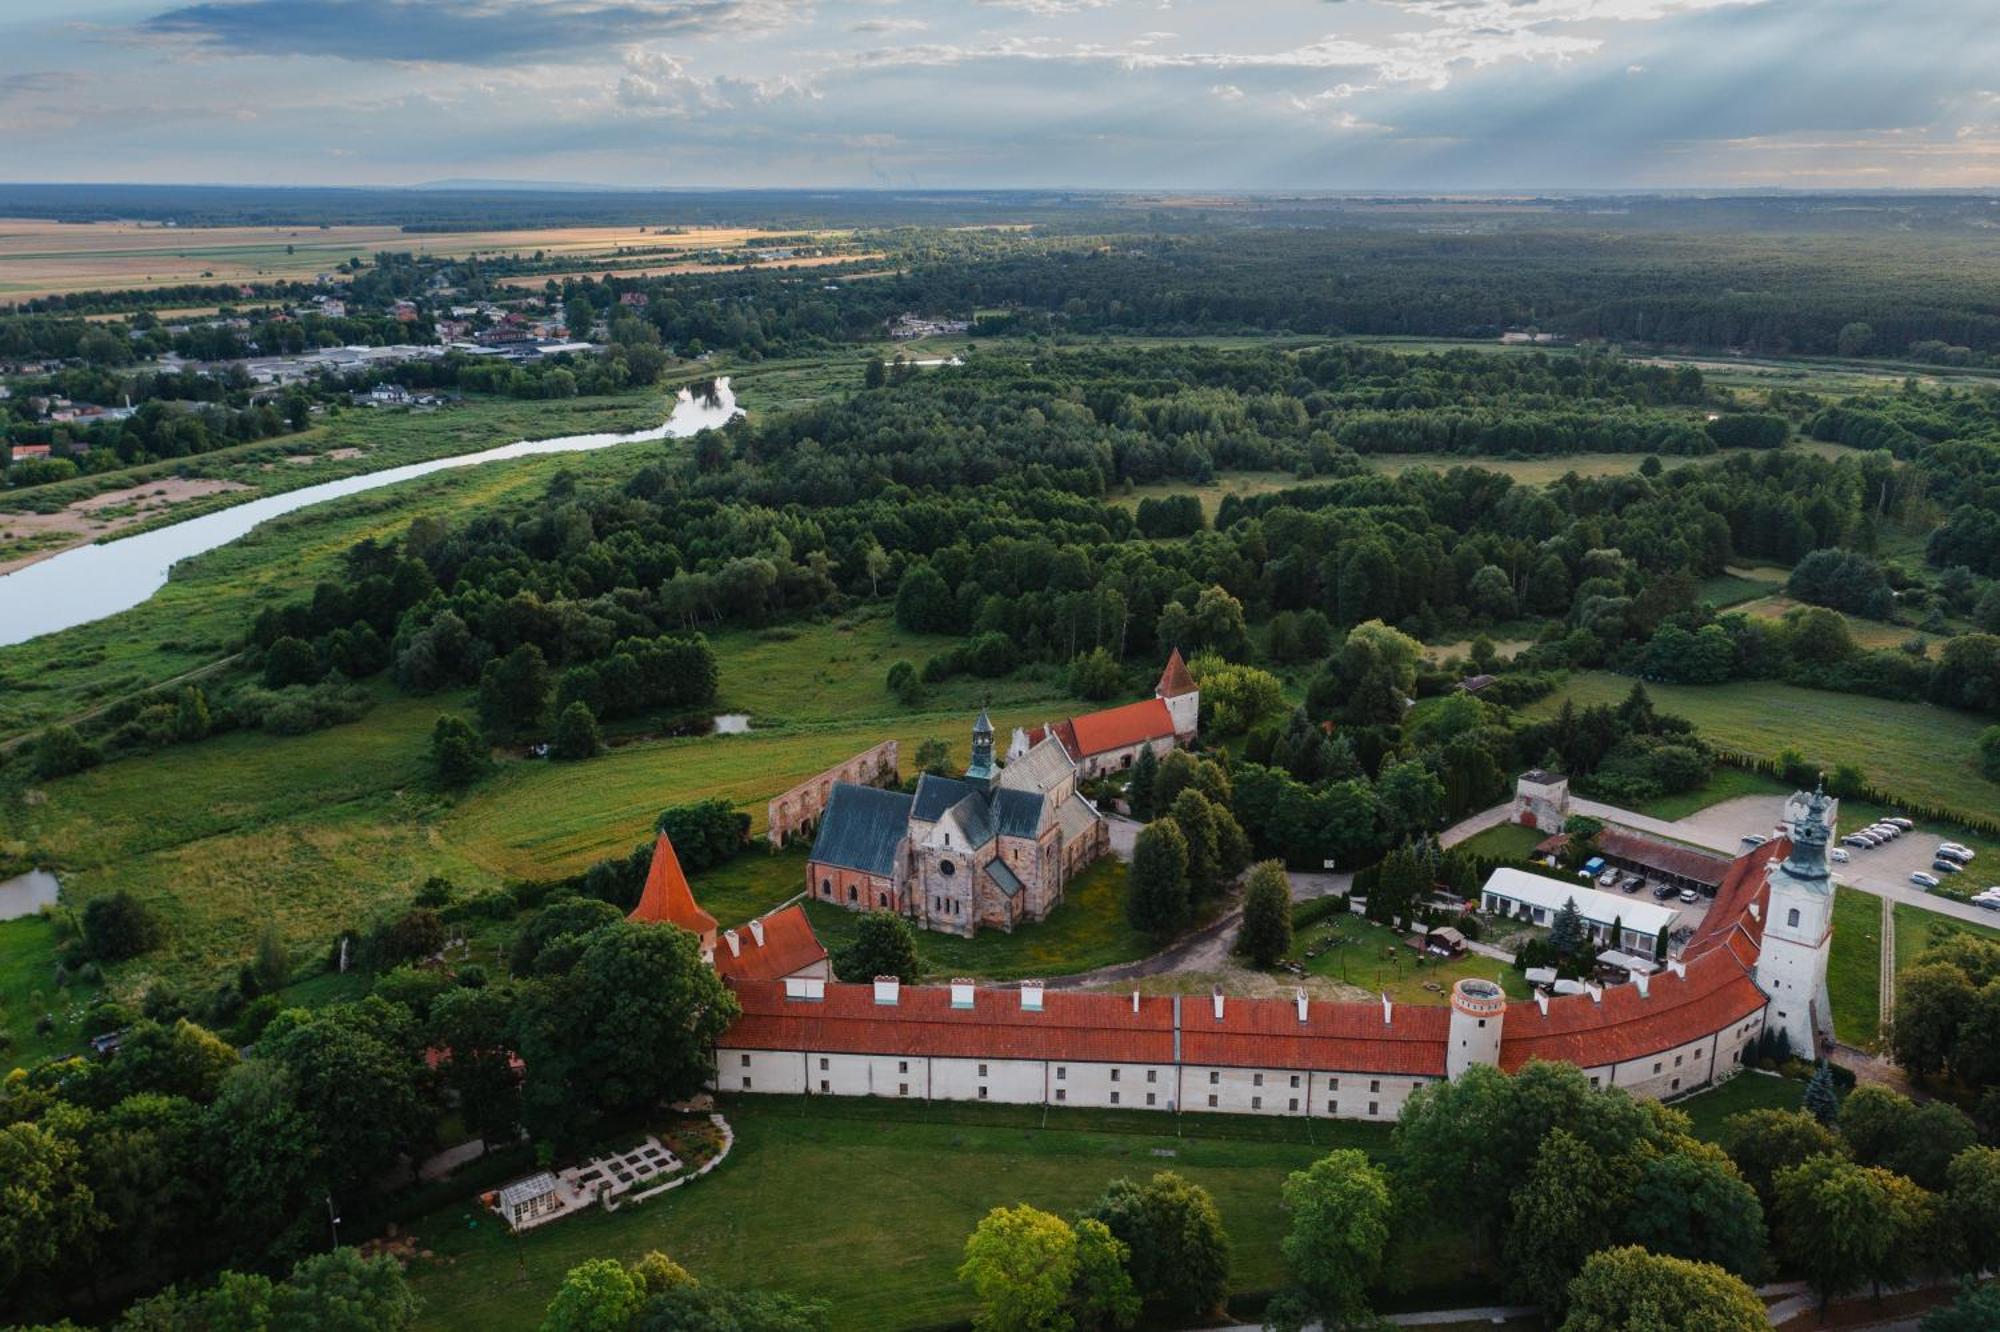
[2,0,1997,191]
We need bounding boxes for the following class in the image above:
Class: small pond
[0,868,60,922]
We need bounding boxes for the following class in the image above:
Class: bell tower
[1755,781,1837,1056]
[966,707,997,788]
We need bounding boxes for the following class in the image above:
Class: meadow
[1893,901,2000,975]
[1827,886,1884,1048]
[1527,672,1998,827]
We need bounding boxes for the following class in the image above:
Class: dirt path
[0,651,241,752]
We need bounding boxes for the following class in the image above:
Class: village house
[1008,649,1200,778]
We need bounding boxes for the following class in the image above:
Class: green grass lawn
[1630,766,1793,821]
[1893,901,2000,976]
[402,1095,1369,1332]
[1453,823,1548,862]
[1674,1071,1810,1140]
[1528,672,1997,827]
[1299,915,1532,1005]
[400,1069,1788,1332]
[1828,886,1884,1048]
[0,912,102,1066]
[1697,572,1782,609]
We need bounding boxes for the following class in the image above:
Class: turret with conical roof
[966,706,997,787]
[1155,648,1199,740]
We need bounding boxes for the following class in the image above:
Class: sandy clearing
[0,477,251,574]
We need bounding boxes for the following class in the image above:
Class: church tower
[1754,782,1837,1056]
[966,707,997,788]
[1155,648,1199,741]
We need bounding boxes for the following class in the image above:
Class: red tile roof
[1596,826,1733,887]
[1497,947,1767,1072]
[1156,648,1195,699]
[1067,697,1176,757]
[1180,994,1450,1076]
[628,834,717,935]
[715,904,828,984]
[724,981,1179,1063]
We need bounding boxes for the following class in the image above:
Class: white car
[1940,843,1976,861]
[1912,871,1941,889]
[1830,848,1850,864]
[1976,895,2000,913]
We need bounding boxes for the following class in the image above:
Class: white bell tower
[1754,783,1837,1056]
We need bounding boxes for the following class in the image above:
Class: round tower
[1447,977,1507,1078]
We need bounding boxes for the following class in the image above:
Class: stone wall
[766,741,899,847]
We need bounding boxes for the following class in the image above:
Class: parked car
[1887,817,1915,831]
[1741,833,1768,847]
[1597,869,1620,887]
[1830,848,1851,863]
[1975,894,2000,912]
[1652,883,1676,900]
[1867,825,1899,840]
[1938,846,1973,865]
[1620,874,1644,894]
[1933,859,1965,874]
[1912,871,1941,888]
[1678,888,1700,903]
[1842,835,1871,848]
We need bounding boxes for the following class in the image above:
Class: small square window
[1368,1101,1379,1116]
[899,1083,908,1096]
[1110,1091,1119,1105]
[1252,1095,1262,1110]
[1056,1089,1066,1102]
[1653,1062,1662,1074]
[979,1086,988,1100]
[1146,1069,1157,1083]
[1110,1069,1120,1082]
[1207,1094,1218,1108]
[1209,1071,1219,1085]
[1329,1099,1338,1114]
[1674,1055,1682,1068]
[742,1076,752,1089]
[899,1061,909,1074]
[740,1054,750,1067]
[1290,1074,1300,1089]
[1329,1077,1340,1090]
[1056,1066,1066,1080]
[819,1057,829,1071]
[1289,1098,1299,1111]
[1146,1093,1156,1106]
[1253,1073,1264,1087]
[1672,1078,1681,1090]
[978,1063,988,1076]
[1369,1079,1380,1093]
[819,1079,828,1093]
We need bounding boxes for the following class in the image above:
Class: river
[0,380,739,648]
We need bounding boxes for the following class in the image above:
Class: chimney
[1021,980,1045,1012]
[1211,987,1225,1022]
[1381,993,1394,1026]
[1131,989,1140,1014]
[1535,990,1550,1016]
[785,976,825,1002]
[724,929,741,957]
[874,976,900,1006]
[1295,988,1309,1024]
[950,978,975,1009]
[749,918,766,947]
[1633,971,1651,998]
[1667,959,1687,979]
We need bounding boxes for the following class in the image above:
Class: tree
[864,357,887,389]
[1773,1155,1929,1313]
[833,911,923,984]
[1722,1108,1845,1208]
[1923,1281,2000,1332]
[1068,648,1123,702]
[1549,897,1586,959]
[542,1257,644,1332]
[1505,1127,1622,1317]
[1127,745,1159,821]
[277,1247,421,1330]
[260,997,433,1201]
[1270,1149,1391,1332]
[264,635,320,688]
[895,563,956,633]
[915,736,953,776]
[1169,789,1221,899]
[629,1250,698,1297]
[1375,759,1445,839]
[1240,861,1294,968]
[958,1204,1080,1332]
[1127,818,1190,936]
[478,643,553,738]
[1069,1218,1139,1331]
[1317,621,1422,725]
[1079,1172,1228,1317]
[428,985,521,1149]
[514,921,739,1145]
[1945,1145,2000,1277]
[1558,1246,1765,1332]
[1618,1142,1766,1279]
[31,723,99,780]
[1802,1062,1839,1126]
[1837,321,1874,357]
[552,701,602,761]
[81,1091,208,1277]
[886,659,924,706]
[0,1116,107,1293]
[82,891,162,961]
[1981,726,2000,784]
[88,1017,239,1105]
[430,714,490,788]
[1468,564,1516,622]
[175,684,211,742]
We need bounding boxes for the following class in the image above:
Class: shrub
[82,891,163,962]
[551,701,602,761]
[31,724,100,780]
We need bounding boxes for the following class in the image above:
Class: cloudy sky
[2,0,1996,191]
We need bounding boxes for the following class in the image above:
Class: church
[805,652,1200,938]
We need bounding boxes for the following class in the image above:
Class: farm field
[495,252,883,287]
[1827,886,1884,1047]
[1527,672,1997,827]
[0,218,849,299]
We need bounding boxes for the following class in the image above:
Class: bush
[430,714,489,788]
[885,658,924,706]
[82,891,163,962]
[1068,647,1124,701]
[31,724,100,780]
[551,701,601,761]
[655,799,751,872]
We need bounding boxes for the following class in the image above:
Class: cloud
[141,0,806,65]
[616,46,816,114]
[1210,83,1244,101]
[848,18,927,34]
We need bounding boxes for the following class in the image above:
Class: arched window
[847,885,857,903]
[1787,907,1801,928]
[820,877,831,896]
